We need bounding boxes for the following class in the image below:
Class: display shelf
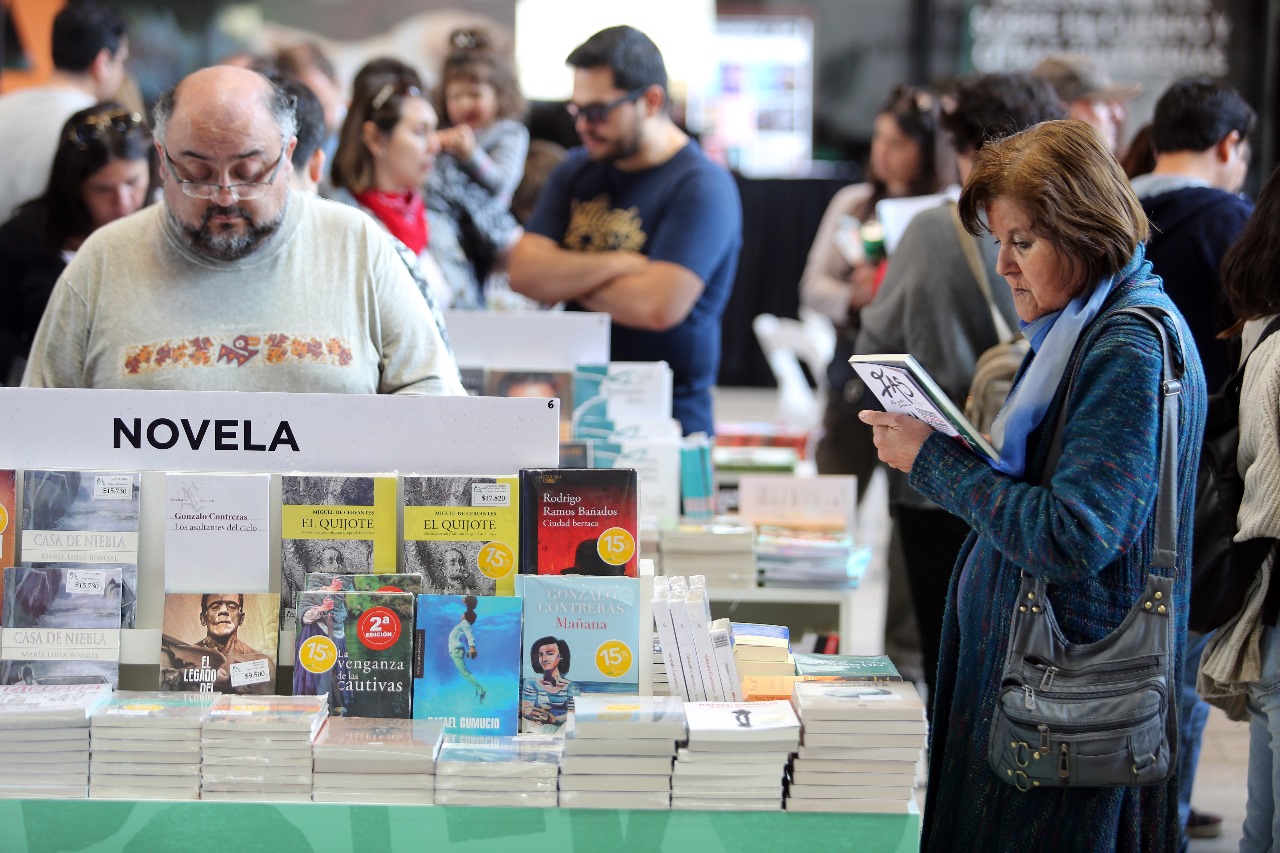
[707,586,866,655]
[0,799,920,853]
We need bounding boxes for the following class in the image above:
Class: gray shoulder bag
[989,306,1181,790]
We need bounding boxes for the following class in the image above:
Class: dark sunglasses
[566,86,647,124]
[66,110,143,150]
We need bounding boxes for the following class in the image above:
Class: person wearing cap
[1033,54,1142,155]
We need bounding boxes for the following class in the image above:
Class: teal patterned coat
[909,261,1206,852]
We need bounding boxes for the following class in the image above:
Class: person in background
[428,27,528,309]
[1033,54,1141,158]
[855,73,1065,708]
[862,119,1205,851]
[22,65,461,395]
[1121,123,1156,179]
[1199,164,1280,853]
[0,103,154,385]
[0,0,129,224]
[805,83,952,494]
[509,25,742,438]
[275,41,346,168]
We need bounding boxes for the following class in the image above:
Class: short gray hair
[152,72,298,146]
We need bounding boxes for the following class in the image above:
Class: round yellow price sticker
[297,635,338,674]
[0,503,7,535]
[477,541,515,579]
[595,640,633,678]
[596,527,636,566]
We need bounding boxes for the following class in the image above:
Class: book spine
[708,618,744,702]
[666,587,708,702]
[682,587,725,702]
[651,589,689,699]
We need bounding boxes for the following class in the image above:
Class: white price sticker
[65,569,107,595]
[93,475,134,500]
[229,658,271,688]
[471,483,510,507]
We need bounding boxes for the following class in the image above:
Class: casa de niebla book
[279,475,397,626]
[305,573,425,595]
[1,566,122,688]
[159,593,280,694]
[516,574,640,734]
[413,594,522,736]
[519,468,639,578]
[20,470,140,629]
[293,590,413,719]
[0,470,13,622]
[162,473,272,593]
[848,353,998,461]
[402,475,520,597]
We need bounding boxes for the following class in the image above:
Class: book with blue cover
[515,575,640,733]
[413,594,522,736]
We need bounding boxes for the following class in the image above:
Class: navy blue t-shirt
[525,141,742,436]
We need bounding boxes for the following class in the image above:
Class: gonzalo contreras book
[519,469,639,577]
[163,473,271,593]
[402,475,520,597]
[278,475,397,626]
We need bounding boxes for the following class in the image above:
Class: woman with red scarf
[329,61,452,307]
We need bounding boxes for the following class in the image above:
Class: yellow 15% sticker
[477,541,515,579]
[596,527,635,566]
[595,640,633,678]
[298,635,338,674]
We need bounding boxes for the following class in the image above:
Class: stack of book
[732,623,795,697]
[659,521,756,588]
[755,526,869,589]
[311,718,444,804]
[672,700,800,811]
[786,681,926,813]
[89,691,216,800]
[434,735,561,807]
[0,684,111,799]
[200,694,328,803]
[558,694,684,809]
[651,634,671,696]
[744,653,902,701]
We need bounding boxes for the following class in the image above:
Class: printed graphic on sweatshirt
[563,195,647,254]
[124,333,354,375]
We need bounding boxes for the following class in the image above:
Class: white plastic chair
[752,310,836,429]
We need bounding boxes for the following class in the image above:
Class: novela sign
[114,418,299,452]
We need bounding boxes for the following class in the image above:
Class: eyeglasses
[566,87,647,124]
[371,81,424,111]
[162,146,286,201]
[204,600,241,614]
[66,110,143,150]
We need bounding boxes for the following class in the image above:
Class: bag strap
[948,201,1015,342]
[1039,306,1183,573]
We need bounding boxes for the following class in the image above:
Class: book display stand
[0,385,919,850]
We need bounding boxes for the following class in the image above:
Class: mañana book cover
[1,566,122,688]
[159,593,280,694]
[279,475,397,627]
[293,590,413,719]
[403,476,520,597]
[413,594,522,736]
[516,575,640,734]
[21,470,140,628]
[519,468,639,578]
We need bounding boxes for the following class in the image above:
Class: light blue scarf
[988,249,1150,478]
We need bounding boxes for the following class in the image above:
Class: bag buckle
[1161,379,1182,396]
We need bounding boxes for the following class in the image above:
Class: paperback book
[413,594,522,736]
[305,573,425,595]
[21,470,140,628]
[0,470,13,622]
[0,684,112,726]
[293,590,413,718]
[163,473,271,593]
[848,353,998,460]
[569,693,686,739]
[791,653,902,681]
[519,468,639,577]
[402,475,520,596]
[279,475,397,625]
[159,593,280,694]
[516,575,640,733]
[1,566,122,688]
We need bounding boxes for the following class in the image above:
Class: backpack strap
[1038,306,1183,574]
[948,201,1015,342]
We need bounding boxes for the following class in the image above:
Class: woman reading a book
[520,636,579,733]
[860,119,1205,852]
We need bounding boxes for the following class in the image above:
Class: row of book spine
[651,575,742,702]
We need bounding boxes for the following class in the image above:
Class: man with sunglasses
[509,26,741,438]
[23,65,463,397]
[0,0,129,224]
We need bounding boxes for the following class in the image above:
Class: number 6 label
[596,527,635,566]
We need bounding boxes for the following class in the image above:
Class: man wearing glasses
[509,26,741,438]
[23,65,463,396]
[160,594,276,695]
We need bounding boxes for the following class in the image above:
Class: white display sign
[738,474,857,532]
[0,388,559,474]
[444,311,610,371]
